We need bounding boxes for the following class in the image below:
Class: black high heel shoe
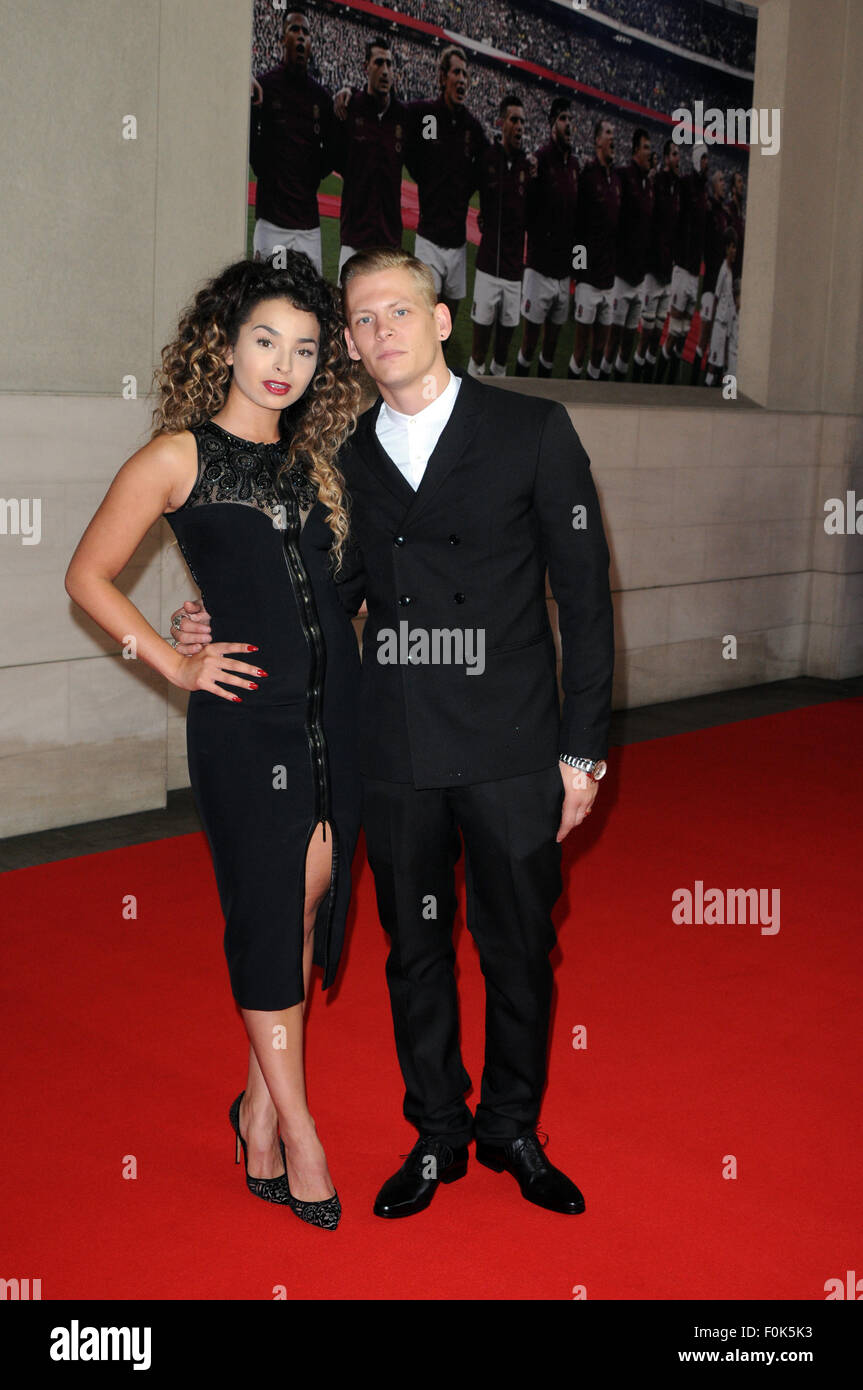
[278,1137,342,1231]
[229,1092,293,1205]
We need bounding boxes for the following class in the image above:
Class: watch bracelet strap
[559,754,599,773]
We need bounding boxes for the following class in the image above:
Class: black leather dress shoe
[475,1133,585,1214]
[373,1137,469,1218]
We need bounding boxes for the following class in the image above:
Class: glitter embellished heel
[228,1092,293,1205]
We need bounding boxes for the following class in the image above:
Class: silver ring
[171,613,183,630]
[167,634,178,649]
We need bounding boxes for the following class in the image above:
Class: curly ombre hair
[151,255,361,569]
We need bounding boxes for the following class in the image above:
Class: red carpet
[2,702,860,1300]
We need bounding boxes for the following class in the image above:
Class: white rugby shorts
[471,268,522,328]
[254,219,323,276]
[521,268,570,325]
[670,265,699,319]
[415,235,467,300]
[573,280,614,327]
[641,273,671,328]
[611,275,645,329]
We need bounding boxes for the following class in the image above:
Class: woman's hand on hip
[168,640,265,701]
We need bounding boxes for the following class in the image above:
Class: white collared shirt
[374,369,461,490]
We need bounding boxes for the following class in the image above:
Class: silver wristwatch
[559,753,607,781]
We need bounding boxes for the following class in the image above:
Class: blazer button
[454,592,465,604]
[398,595,413,606]
[448,534,460,545]
[393,535,406,546]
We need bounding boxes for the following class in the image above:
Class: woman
[65,255,362,1229]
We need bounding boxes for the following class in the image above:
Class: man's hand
[334,85,351,121]
[169,599,213,655]
[556,763,598,842]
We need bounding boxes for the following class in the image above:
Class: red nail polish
[248,682,258,690]
[232,696,242,702]
[256,670,268,677]
[247,646,258,652]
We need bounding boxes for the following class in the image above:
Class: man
[728,278,741,379]
[704,227,738,387]
[726,170,746,281]
[330,37,407,278]
[694,169,728,382]
[632,139,680,383]
[404,45,487,328]
[604,127,654,382]
[656,142,708,385]
[170,252,614,1220]
[516,97,579,378]
[337,247,614,1217]
[568,119,622,381]
[249,8,334,274]
[468,95,533,378]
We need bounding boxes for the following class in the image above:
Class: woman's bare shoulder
[143,427,198,465]
[139,429,200,511]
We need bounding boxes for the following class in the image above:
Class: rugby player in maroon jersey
[605,127,654,382]
[633,139,681,383]
[330,37,408,278]
[468,95,534,378]
[404,46,487,331]
[656,142,709,385]
[694,168,729,382]
[568,119,622,381]
[726,170,746,280]
[249,7,335,275]
[515,97,579,378]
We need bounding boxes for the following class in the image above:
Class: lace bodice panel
[175,419,319,525]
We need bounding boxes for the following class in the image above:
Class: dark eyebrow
[252,324,318,344]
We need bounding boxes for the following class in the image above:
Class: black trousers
[362,766,564,1147]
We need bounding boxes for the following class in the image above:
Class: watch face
[591,760,607,781]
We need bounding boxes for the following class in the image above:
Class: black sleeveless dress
[165,420,362,1011]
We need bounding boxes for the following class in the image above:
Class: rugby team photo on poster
[248,0,754,386]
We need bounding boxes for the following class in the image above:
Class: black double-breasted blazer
[334,371,614,788]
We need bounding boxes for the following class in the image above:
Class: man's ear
[344,324,361,362]
[434,302,453,342]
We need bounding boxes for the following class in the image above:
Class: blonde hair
[340,247,438,316]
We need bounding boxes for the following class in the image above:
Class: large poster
[249,0,755,387]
